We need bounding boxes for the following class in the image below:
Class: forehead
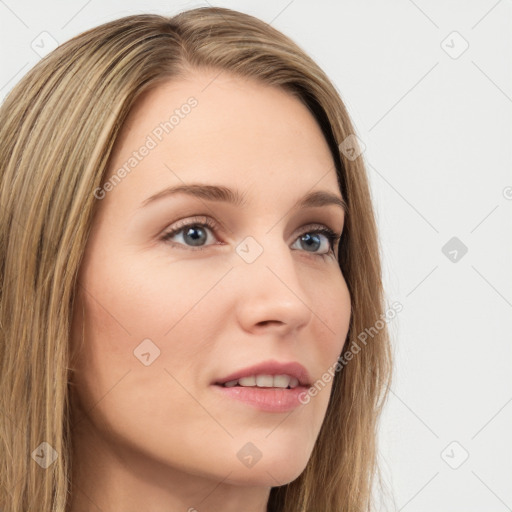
[102,70,341,210]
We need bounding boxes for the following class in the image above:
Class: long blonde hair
[0,7,392,511]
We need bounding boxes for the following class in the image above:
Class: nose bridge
[236,228,297,286]
[232,229,312,331]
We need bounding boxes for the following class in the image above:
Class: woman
[0,7,392,511]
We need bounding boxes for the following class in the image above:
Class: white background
[1,1,511,510]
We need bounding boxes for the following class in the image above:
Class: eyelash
[161,216,342,259]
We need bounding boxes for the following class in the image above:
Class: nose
[232,236,313,337]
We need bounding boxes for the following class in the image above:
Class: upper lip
[214,360,312,387]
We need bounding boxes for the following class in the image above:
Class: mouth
[211,361,312,413]
[213,360,312,388]
[214,374,303,390]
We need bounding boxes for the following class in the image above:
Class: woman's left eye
[161,216,341,258]
[291,226,341,258]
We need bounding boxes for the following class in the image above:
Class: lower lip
[212,384,309,412]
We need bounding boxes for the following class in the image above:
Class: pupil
[185,226,206,246]
[302,233,320,252]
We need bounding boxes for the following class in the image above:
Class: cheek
[77,250,218,341]
[70,252,227,403]
[311,269,351,357]
[69,257,220,457]
[305,271,351,405]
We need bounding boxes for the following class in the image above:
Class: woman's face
[70,68,351,504]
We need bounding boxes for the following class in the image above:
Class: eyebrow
[139,183,347,213]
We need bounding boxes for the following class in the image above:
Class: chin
[224,453,310,488]
[226,431,314,484]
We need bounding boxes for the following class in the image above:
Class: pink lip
[212,385,309,412]
[213,360,312,387]
[212,359,312,413]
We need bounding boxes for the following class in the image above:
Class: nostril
[257,320,282,327]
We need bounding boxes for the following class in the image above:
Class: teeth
[238,376,256,386]
[256,375,274,387]
[272,375,291,388]
[223,374,300,388]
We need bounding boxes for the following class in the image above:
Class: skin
[68,68,351,512]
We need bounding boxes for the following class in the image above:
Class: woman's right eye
[161,217,220,251]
